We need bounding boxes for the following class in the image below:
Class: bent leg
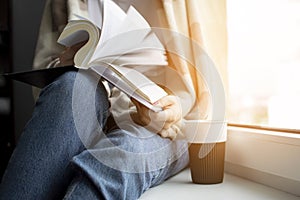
[0,70,110,200]
[66,122,189,200]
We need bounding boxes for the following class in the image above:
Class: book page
[96,0,126,48]
[96,50,167,67]
[116,6,151,36]
[58,30,88,47]
[90,65,163,112]
[87,0,103,28]
[106,63,168,103]
[90,3,167,67]
[90,62,167,103]
[57,20,100,68]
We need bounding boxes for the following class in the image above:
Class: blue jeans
[0,70,189,200]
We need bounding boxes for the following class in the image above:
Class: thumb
[156,96,174,108]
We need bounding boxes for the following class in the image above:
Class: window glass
[227,0,300,129]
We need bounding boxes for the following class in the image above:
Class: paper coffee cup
[183,120,227,184]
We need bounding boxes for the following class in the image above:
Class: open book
[56,0,168,112]
[4,0,168,112]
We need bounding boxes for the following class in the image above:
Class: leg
[64,121,189,200]
[63,173,104,200]
[0,70,110,200]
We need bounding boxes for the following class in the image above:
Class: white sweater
[33,0,195,127]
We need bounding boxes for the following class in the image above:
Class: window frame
[228,123,300,134]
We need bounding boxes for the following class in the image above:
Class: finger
[157,95,181,107]
[153,108,180,124]
[168,129,178,140]
[158,128,177,140]
[131,98,149,113]
[131,98,153,127]
[130,112,144,126]
[71,40,88,52]
[64,47,76,57]
[59,48,75,64]
[155,96,182,122]
[131,98,142,109]
[130,111,158,131]
[158,129,168,138]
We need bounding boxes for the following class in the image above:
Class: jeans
[0,70,189,200]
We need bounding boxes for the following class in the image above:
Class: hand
[131,95,183,140]
[58,41,87,66]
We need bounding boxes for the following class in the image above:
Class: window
[227,0,300,130]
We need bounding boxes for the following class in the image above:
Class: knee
[39,70,105,100]
[37,70,110,124]
[51,71,77,93]
[39,71,77,99]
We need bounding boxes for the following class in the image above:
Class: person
[0,0,195,199]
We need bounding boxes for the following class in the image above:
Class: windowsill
[225,126,300,196]
[140,169,299,200]
[140,126,300,199]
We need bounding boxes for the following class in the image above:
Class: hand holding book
[131,95,183,140]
